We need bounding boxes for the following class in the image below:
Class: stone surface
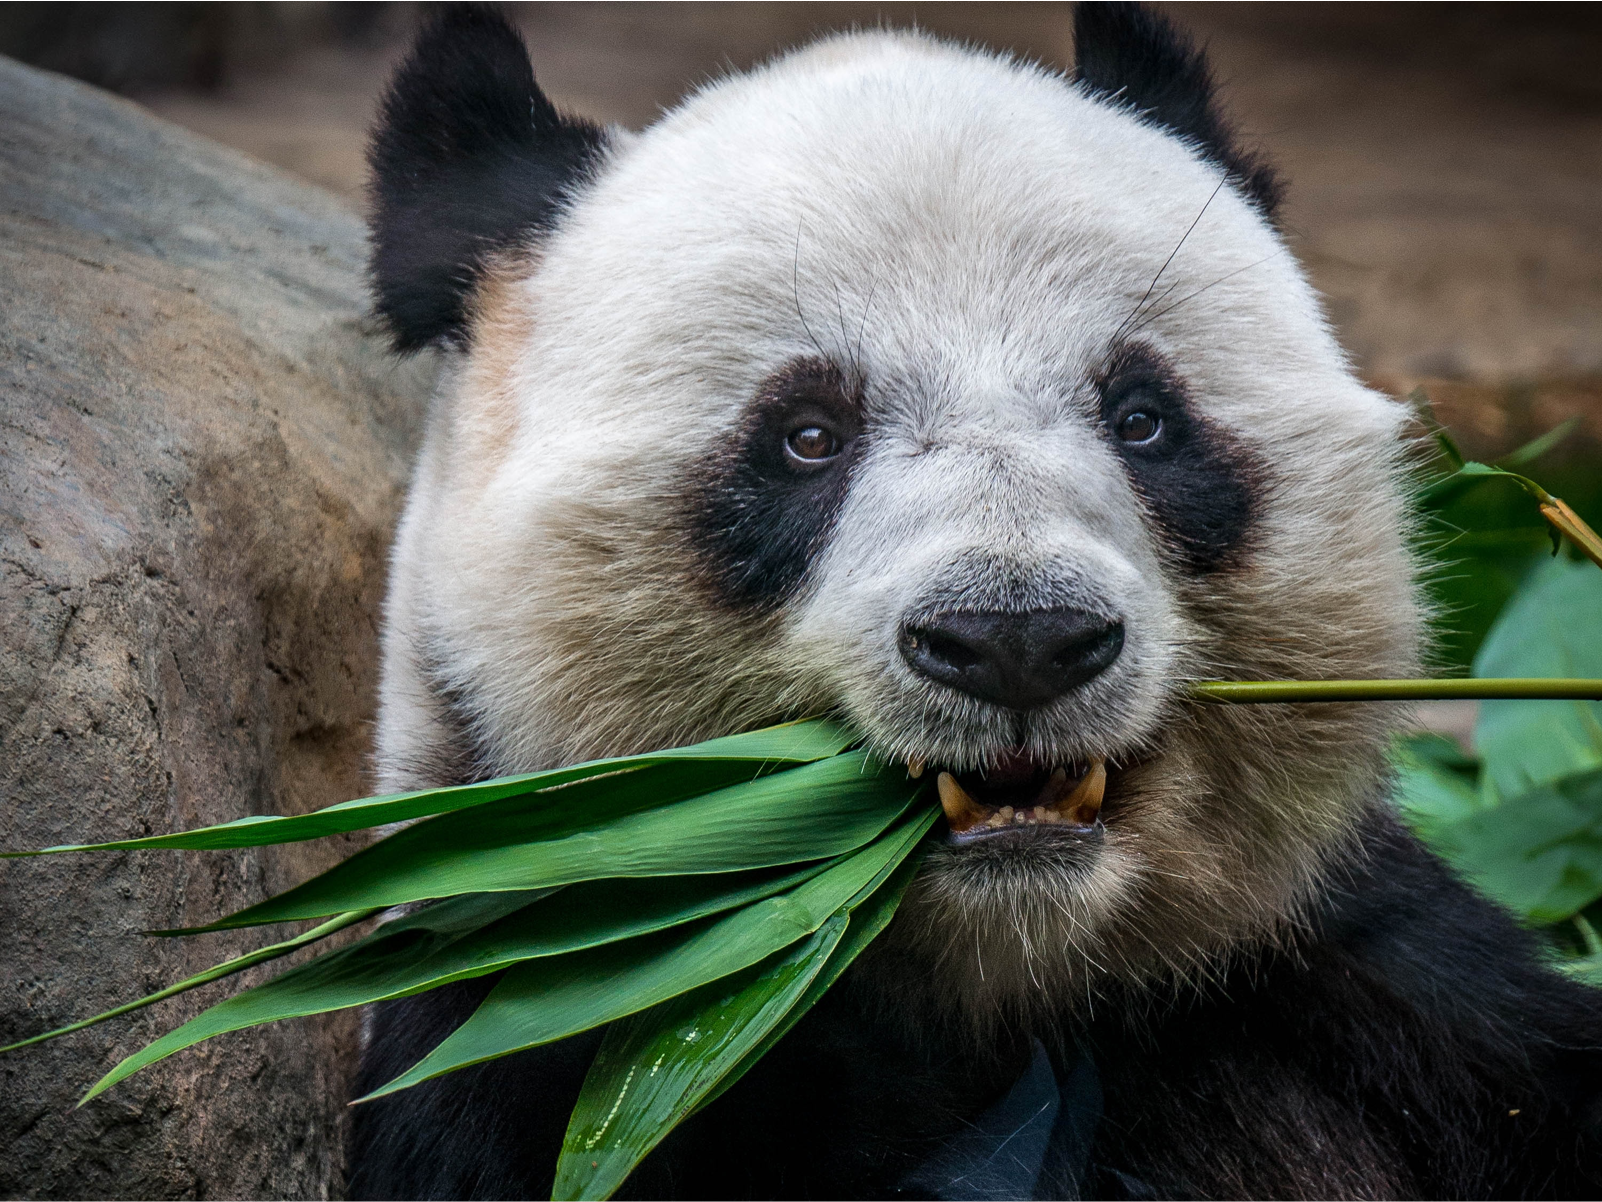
[0,55,434,1198]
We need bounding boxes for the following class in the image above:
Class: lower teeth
[934,758,1107,835]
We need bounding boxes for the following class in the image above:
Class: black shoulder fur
[1073,1,1283,219]
[367,4,607,351]
[350,813,1602,1199]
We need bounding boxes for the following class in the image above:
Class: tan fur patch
[449,252,539,482]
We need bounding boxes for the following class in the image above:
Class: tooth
[908,757,925,779]
[937,772,986,833]
[1064,757,1107,825]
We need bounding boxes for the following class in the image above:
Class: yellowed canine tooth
[908,756,926,779]
[1065,757,1107,825]
[937,772,987,833]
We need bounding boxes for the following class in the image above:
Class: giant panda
[347,4,1602,1198]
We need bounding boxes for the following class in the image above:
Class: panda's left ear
[367,5,609,351]
[1073,1,1282,220]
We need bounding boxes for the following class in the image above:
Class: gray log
[0,55,434,1198]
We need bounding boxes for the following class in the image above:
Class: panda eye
[1116,410,1161,444]
[785,425,840,462]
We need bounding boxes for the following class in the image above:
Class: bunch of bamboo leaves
[4,400,1602,1201]
[3,722,938,1199]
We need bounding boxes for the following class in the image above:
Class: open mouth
[913,749,1107,845]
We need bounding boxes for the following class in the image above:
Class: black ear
[1073,2,1281,219]
[368,5,608,351]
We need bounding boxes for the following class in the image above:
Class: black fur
[682,358,865,610]
[1073,1,1283,219]
[349,814,1602,1199]
[1098,343,1262,573]
[1085,816,1602,1199]
[367,6,608,351]
[350,974,606,1199]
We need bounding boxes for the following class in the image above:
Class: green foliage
[1475,559,1602,798]
[1396,557,1602,963]
[354,808,936,1102]
[2,717,940,1198]
[1415,407,1602,672]
[78,868,826,1102]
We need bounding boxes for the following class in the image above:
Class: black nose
[899,607,1124,710]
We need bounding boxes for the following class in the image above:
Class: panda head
[372,4,1422,1018]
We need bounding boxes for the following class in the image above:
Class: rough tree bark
[0,56,435,1198]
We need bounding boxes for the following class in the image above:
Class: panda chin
[930,751,1108,849]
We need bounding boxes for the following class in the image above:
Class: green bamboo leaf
[554,815,933,1200]
[76,864,829,1103]
[555,922,845,1201]
[1433,429,1466,471]
[6,719,853,857]
[0,908,377,1055]
[156,758,779,933]
[1418,492,1550,672]
[356,803,932,1102]
[692,836,925,1114]
[1497,418,1579,470]
[203,752,915,929]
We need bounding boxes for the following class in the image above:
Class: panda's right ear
[367,5,608,352]
[1073,1,1281,220]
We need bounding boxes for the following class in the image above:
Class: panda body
[351,6,1602,1198]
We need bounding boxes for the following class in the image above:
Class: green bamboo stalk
[1189,679,1602,703]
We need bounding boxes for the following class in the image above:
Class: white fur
[377,32,1421,1018]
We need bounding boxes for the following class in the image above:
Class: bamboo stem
[1189,679,1602,703]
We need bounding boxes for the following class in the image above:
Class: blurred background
[4,0,1600,692]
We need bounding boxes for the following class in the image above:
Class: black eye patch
[683,358,864,609]
[1097,345,1262,573]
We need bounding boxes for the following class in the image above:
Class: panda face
[374,14,1422,1015]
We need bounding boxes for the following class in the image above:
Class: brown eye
[785,425,839,462]
[1117,411,1160,443]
